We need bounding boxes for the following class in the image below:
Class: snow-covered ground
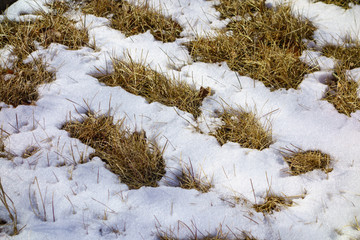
[1,0,360,239]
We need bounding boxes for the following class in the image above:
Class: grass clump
[158,223,256,240]
[321,41,360,116]
[0,1,89,60]
[169,161,212,193]
[313,0,360,9]
[211,108,272,150]
[281,148,333,175]
[0,179,19,235]
[0,60,53,107]
[253,194,293,214]
[322,68,360,116]
[96,58,210,118]
[62,113,165,189]
[78,0,182,42]
[186,0,316,90]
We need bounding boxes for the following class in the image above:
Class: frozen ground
[1,0,360,239]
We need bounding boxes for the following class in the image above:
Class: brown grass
[78,0,182,42]
[253,194,293,214]
[158,223,256,240]
[62,113,166,189]
[322,68,360,116]
[0,178,19,235]
[281,148,333,175]
[211,108,272,150]
[0,1,89,60]
[186,0,316,90]
[313,0,360,9]
[169,161,212,193]
[96,58,209,118]
[0,60,53,107]
[321,41,360,116]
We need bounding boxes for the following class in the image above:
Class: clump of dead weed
[62,113,166,189]
[186,0,316,90]
[78,0,182,42]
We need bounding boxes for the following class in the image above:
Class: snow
[1,0,360,239]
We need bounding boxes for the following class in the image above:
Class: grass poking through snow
[320,41,360,116]
[211,108,272,150]
[78,0,182,42]
[253,194,293,214]
[313,0,360,9]
[62,113,166,189]
[96,58,209,118]
[186,0,316,90]
[281,148,333,175]
[0,60,53,107]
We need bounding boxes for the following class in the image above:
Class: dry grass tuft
[96,58,209,118]
[320,41,360,115]
[313,0,360,9]
[62,113,166,189]
[158,223,256,240]
[78,0,182,42]
[0,178,19,235]
[170,161,212,193]
[322,68,360,116]
[0,1,89,60]
[0,60,53,107]
[281,148,333,175]
[186,0,316,90]
[211,108,272,150]
[253,194,293,214]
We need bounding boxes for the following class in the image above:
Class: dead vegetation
[253,194,293,214]
[313,0,360,9]
[0,179,19,235]
[77,0,183,42]
[281,148,333,175]
[0,1,91,108]
[211,108,272,150]
[62,113,166,189]
[186,0,316,90]
[168,161,212,193]
[96,58,210,118]
[157,222,256,240]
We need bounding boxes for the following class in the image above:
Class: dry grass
[0,60,53,107]
[320,41,360,115]
[186,0,316,90]
[211,108,272,150]
[78,0,182,42]
[96,58,210,118]
[0,178,19,235]
[62,113,166,189]
[281,148,333,175]
[158,223,256,240]
[0,1,89,60]
[322,68,360,116]
[253,194,293,214]
[313,0,360,8]
[169,161,212,193]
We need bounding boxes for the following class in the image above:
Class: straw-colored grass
[322,68,360,116]
[62,113,166,189]
[78,0,182,42]
[96,58,210,118]
[253,194,293,214]
[281,148,333,175]
[313,0,360,9]
[0,60,53,108]
[169,161,212,193]
[211,108,273,150]
[186,0,316,90]
[0,178,19,235]
[320,41,360,116]
[0,1,89,60]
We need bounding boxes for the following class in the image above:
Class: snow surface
[1,0,360,239]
